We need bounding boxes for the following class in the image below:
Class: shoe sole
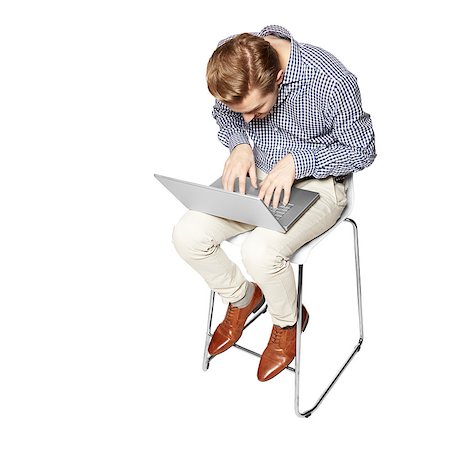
[252,295,265,314]
[302,309,309,332]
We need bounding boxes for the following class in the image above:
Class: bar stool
[202,174,363,418]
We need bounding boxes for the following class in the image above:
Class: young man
[172,25,375,381]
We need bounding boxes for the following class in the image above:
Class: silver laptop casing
[154,174,319,233]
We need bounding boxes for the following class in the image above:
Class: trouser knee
[172,213,216,261]
[241,236,288,279]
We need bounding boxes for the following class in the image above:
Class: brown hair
[206,33,281,104]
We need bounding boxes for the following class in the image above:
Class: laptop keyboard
[268,202,294,219]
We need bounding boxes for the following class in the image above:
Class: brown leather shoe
[257,305,309,382]
[208,283,265,356]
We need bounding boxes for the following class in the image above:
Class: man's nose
[243,113,255,123]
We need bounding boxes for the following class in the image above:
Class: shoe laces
[269,326,284,344]
[223,304,238,326]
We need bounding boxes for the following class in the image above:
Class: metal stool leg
[294,218,364,418]
[202,290,216,371]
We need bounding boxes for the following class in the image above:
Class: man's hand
[222,144,258,194]
[259,153,296,208]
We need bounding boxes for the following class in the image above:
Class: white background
[1,0,449,448]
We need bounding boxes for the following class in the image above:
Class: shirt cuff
[228,132,250,151]
[290,149,316,179]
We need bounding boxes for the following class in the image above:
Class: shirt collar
[257,25,303,85]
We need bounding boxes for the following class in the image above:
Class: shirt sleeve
[289,73,376,179]
[212,100,250,151]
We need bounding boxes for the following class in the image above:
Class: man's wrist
[232,143,252,153]
[228,132,250,152]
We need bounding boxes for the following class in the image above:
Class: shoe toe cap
[208,329,233,356]
[257,361,284,382]
[257,352,295,382]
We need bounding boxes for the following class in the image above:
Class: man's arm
[212,101,258,193]
[212,100,249,151]
[288,72,376,179]
[259,73,375,208]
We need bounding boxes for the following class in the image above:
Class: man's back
[212,25,376,180]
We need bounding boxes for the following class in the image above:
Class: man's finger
[258,180,267,200]
[221,170,228,190]
[239,174,246,194]
[226,172,236,192]
[258,175,272,199]
[282,185,292,205]
[249,163,258,189]
[222,165,233,191]
[272,186,283,209]
[263,183,275,207]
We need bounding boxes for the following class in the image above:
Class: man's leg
[241,175,347,381]
[172,210,254,302]
[172,210,264,355]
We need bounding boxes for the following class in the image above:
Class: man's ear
[276,69,284,85]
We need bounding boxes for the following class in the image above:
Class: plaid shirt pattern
[212,25,376,179]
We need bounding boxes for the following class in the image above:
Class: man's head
[206,33,283,122]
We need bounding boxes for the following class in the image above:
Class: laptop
[154,174,320,233]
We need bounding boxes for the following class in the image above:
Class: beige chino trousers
[172,168,347,327]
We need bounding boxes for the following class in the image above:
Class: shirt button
[277,145,281,151]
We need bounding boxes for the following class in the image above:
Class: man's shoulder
[297,42,352,83]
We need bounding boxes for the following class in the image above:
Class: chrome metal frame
[294,218,363,417]
[202,217,364,418]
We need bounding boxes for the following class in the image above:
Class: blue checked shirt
[212,25,376,179]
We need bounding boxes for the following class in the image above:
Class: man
[172,25,375,381]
